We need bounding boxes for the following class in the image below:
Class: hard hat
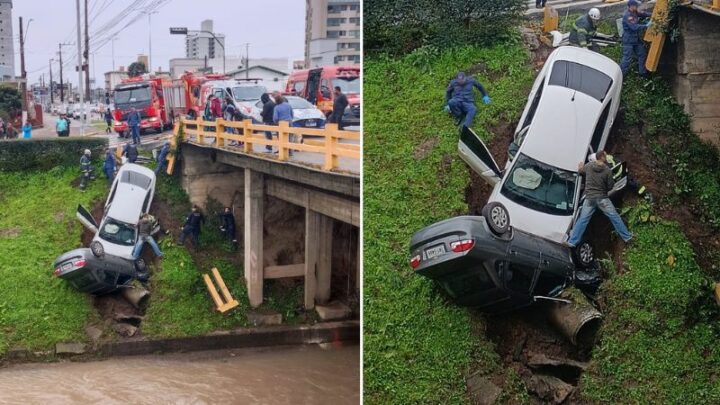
[589,8,601,20]
[84,149,91,155]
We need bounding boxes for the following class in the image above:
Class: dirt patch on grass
[413,137,440,160]
[0,227,21,238]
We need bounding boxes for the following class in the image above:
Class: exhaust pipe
[546,288,602,346]
[122,287,150,309]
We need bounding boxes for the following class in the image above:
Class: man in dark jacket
[179,205,204,250]
[155,142,171,175]
[329,86,349,130]
[444,72,491,128]
[566,150,633,247]
[620,0,652,76]
[261,93,276,152]
[127,107,142,144]
[219,207,238,250]
[103,148,116,185]
[122,142,139,164]
[569,8,601,50]
[132,213,163,259]
[104,109,113,134]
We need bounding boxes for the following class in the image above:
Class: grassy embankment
[0,158,303,355]
[364,43,534,403]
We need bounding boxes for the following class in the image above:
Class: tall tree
[128,62,148,77]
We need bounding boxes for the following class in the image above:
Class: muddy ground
[461,38,720,403]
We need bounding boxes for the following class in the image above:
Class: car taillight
[53,267,62,277]
[73,259,87,268]
[410,254,421,269]
[450,239,475,253]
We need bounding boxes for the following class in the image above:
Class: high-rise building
[0,0,15,80]
[305,0,360,67]
[185,20,226,61]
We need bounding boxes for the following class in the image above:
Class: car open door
[76,204,99,234]
[458,126,502,186]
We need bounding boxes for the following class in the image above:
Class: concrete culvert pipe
[546,288,602,347]
[122,287,150,309]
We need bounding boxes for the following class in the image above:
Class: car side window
[533,268,566,296]
[108,182,118,206]
[293,81,306,94]
[498,261,534,293]
[521,81,544,130]
[590,100,612,152]
[96,269,118,286]
[142,190,152,213]
[439,266,495,299]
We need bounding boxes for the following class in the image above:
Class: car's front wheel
[574,240,595,268]
[482,201,510,236]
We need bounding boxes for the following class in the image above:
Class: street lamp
[145,10,159,73]
[169,27,226,74]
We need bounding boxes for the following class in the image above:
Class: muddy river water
[0,344,359,405]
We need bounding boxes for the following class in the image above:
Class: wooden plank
[212,267,234,302]
[218,299,239,313]
[644,0,668,72]
[244,169,265,308]
[203,273,224,309]
[265,178,360,226]
[305,208,319,309]
[264,264,305,279]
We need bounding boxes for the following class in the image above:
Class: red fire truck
[112,76,172,137]
[285,65,360,126]
[162,72,230,120]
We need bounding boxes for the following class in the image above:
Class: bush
[0,138,108,172]
[364,0,526,56]
[0,86,21,119]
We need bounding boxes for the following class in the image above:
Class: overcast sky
[13,0,306,87]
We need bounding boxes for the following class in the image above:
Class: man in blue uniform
[620,0,652,77]
[444,72,491,128]
[103,148,116,185]
[155,142,171,175]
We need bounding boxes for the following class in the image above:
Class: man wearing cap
[621,0,652,76]
[570,8,601,50]
[444,72,491,128]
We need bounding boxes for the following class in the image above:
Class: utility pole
[58,43,72,103]
[76,0,85,136]
[49,59,54,104]
[84,0,91,101]
[245,43,250,79]
[147,11,158,73]
[111,36,117,71]
[19,16,27,116]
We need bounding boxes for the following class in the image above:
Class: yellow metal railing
[177,117,360,172]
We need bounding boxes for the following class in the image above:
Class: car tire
[135,258,147,273]
[574,240,595,268]
[482,202,510,236]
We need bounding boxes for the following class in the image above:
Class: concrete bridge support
[244,169,265,307]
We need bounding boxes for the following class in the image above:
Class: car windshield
[114,85,151,107]
[232,85,266,101]
[500,153,578,216]
[548,60,612,102]
[332,77,359,94]
[99,217,136,246]
[287,97,314,109]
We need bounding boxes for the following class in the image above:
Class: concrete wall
[661,8,720,147]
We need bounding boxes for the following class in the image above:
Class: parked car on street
[410,205,602,314]
[459,46,626,245]
[251,96,326,129]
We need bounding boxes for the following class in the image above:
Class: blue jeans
[155,155,167,174]
[264,129,273,150]
[104,167,114,183]
[620,43,647,75]
[133,236,163,259]
[448,98,477,128]
[568,198,633,246]
[131,125,140,144]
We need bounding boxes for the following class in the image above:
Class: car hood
[294,108,325,121]
[489,189,573,243]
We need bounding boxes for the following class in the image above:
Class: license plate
[425,244,446,259]
[62,263,72,270]
[305,120,317,127]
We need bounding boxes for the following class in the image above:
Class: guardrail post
[324,123,339,170]
[196,116,204,144]
[217,118,225,148]
[243,119,252,153]
[278,121,290,161]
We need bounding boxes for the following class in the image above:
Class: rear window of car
[548,60,612,102]
[120,170,152,189]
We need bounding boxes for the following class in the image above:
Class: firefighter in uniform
[79,149,95,191]
[569,8,601,51]
[620,0,652,76]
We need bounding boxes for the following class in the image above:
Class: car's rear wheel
[135,258,147,273]
[482,202,510,236]
[574,240,595,268]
